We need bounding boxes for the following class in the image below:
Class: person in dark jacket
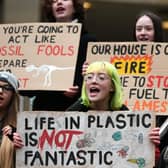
[20,0,96,111]
[67,61,160,168]
[132,11,164,167]
[132,10,164,42]
[67,61,128,112]
[0,71,20,168]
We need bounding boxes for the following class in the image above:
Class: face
[52,0,75,22]
[84,71,114,105]
[135,15,155,42]
[0,81,13,111]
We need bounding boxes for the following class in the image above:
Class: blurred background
[1,0,168,41]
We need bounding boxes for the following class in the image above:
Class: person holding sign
[80,11,163,168]
[157,145,168,168]
[67,61,160,168]
[133,10,167,166]
[67,61,160,144]
[0,71,20,168]
[26,0,96,111]
[67,61,128,111]
[10,61,160,168]
[82,10,164,75]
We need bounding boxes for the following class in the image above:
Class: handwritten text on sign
[86,42,168,113]
[16,111,155,168]
[0,23,81,90]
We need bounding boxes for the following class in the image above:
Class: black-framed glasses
[0,85,14,92]
[84,73,110,84]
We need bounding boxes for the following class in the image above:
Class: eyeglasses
[0,85,14,92]
[84,73,110,83]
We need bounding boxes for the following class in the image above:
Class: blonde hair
[81,61,123,110]
[0,93,19,168]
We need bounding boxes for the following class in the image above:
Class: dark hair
[133,10,164,42]
[41,0,85,24]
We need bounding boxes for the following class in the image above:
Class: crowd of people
[0,0,167,167]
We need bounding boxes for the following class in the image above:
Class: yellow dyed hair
[81,61,123,110]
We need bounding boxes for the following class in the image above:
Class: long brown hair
[133,10,164,42]
[0,93,19,168]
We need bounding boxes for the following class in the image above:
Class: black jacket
[66,98,129,112]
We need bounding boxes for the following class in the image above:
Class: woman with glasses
[20,0,96,111]
[0,71,21,168]
[132,11,165,167]
[67,61,160,159]
[67,61,129,111]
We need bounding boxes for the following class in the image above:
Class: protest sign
[0,22,81,90]
[16,111,155,168]
[86,42,168,113]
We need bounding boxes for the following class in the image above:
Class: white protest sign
[16,111,155,168]
[0,22,81,90]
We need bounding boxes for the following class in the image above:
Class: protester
[157,145,168,168]
[82,11,164,167]
[67,61,160,147]
[82,11,164,75]
[133,10,164,42]
[10,61,160,168]
[0,71,21,168]
[20,0,96,111]
[132,10,165,167]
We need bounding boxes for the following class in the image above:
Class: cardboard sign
[0,22,81,90]
[86,42,168,113]
[16,111,155,168]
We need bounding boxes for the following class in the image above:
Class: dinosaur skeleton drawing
[25,64,75,87]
